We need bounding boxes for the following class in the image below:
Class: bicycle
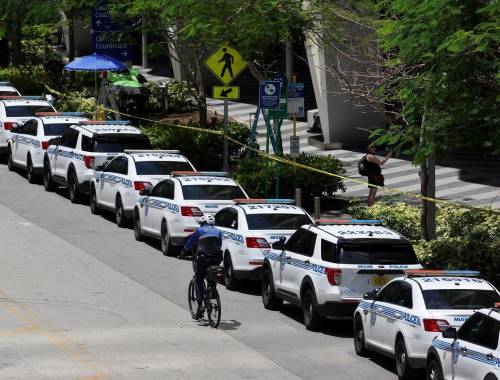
[187,265,224,328]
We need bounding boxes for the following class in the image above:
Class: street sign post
[290,136,300,158]
[212,86,240,100]
[259,81,281,110]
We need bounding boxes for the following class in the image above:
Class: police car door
[97,157,121,208]
[10,122,26,164]
[451,312,500,380]
[280,229,317,297]
[55,128,78,178]
[215,208,241,255]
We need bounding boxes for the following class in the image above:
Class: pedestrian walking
[364,145,391,206]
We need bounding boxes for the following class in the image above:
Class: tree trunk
[68,13,76,83]
[419,111,430,241]
[9,18,22,65]
[194,59,207,127]
[248,61,265,82]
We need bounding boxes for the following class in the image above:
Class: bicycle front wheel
[206,287,221,328]
[187,278,197,319]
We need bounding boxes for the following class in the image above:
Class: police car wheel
[426,357,443,380]
[68,171,82,204]
[90,186,100,215]
[26,156,36,184]
[115,196,128,227]
[261,268,283,310]
[43,161,57,191]
[302,288,324,331]
[224,254,240,290]
[7,147,14,171]
[395,338,414,380]
[133,211,144,242]
[161,222,176,256]
[354,315,369,357]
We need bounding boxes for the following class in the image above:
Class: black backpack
[358,155,368,176]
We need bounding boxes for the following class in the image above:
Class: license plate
[371,276,389,287]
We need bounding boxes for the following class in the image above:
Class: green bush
[167,80,196,111]
[143,120,251,170]
[54,90,96,118]
[0,65,46,94]
[233,154,346,198]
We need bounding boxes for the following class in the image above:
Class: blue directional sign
[287,83,305,117]
[259,81,281,110]
[91,5,134,61]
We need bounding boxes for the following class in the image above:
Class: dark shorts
[368,174,384,187]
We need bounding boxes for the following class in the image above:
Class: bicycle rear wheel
[187,278,197,319]
[206,287,221,328]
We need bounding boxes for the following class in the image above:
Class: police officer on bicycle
[182,214,222,319]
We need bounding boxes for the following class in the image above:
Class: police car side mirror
[94,164,106,172]
[442,327,457,339]
[363,291,377,300]
[139,188,151,196]
[48,137,60,146]
[272,237,286,250]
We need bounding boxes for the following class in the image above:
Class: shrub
[54,91,96,118]
[233,154,346,199]
[167,80,196,111]
[0,65,45,94]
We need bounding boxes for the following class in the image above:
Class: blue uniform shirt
[184,224,222,252]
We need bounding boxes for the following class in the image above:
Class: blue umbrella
[64,52,127,71]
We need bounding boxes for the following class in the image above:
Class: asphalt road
[0,162,397,379]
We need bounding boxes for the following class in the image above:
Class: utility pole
[223,100,229,172]
[285,40,293,83]
[427,154,436,240]
[141,16,148,69]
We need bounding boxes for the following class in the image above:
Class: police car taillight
[325,268,342,285]
[134,181,152,191]
[84,155,95,169]
[246,237,270,249]
[423,319,450,332]
[3,121,17,130]
[181,206,203,217]
[41,141,49,150]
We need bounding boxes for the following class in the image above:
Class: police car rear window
[43,123,72,136]
[135,161,192,175]
[5,105,54,117]
[182,185,245,200]
[89,136,151,153]
[422,289,500,310]
[338,243,418,264]
[246,214,312,230]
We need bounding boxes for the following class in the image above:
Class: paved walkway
[207,99,500,209]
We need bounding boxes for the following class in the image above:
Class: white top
[177,176,237,186]
[130,152,189,162]
[76,124,143,135]
[409,276,495,291]
[239,204,307,215]
[316,224,402,240]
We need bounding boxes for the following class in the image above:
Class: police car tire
[354,315,369,357]
[7,147,14,171]
[26,155,37,184]
[484,375,498,380]
[302,287,325,331]
[395,337,415,380]
[223,253,240,290]
[115,196,128,228]
[90,186,100,215]
[68,171,82,204]
[43,161,57,191]
[161,222,176,257]
[426,357,443,380]
[261,268,283,310]
[133,210,144,242]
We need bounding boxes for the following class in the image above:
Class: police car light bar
[0,81,13,85]
[80,120,131,125]
[0,96,22,100]
[315,219,383,225]
[0,96,44,100]
[405,270,481,277]
[233,198,295,204]
[124,149,180,154]
[171,171,228,177]
[21,96,45,100]
[35,112,85,117]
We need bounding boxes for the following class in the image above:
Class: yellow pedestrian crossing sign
[213,86,240,100]
[205,43,248,85]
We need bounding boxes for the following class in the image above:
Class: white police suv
[0,96,55,155]
[261,219,422,331]
[7,112,87,183]
[133,171,248,256]
[353,270,500,380]
[43,121,151,203]
[0,82,20,96]
[427,305,500,380]
[215,199,313,290]
[90,150,195,227]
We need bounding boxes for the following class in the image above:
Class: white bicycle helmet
[197,214,215,225]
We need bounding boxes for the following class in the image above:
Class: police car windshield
[182,185,245,200]
[5,105,54,117]
[339,243,418,264]
[43,123,72,136]
[91,136,151,153]
[246,214,312,230]
[135,161,192,175]
[422,289,500,310]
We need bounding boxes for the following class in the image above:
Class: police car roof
[129,152,188,162]
[313,224,403,240]
[75,124,143,134]
[237,203,307,215]
[406,276,496,291]
[478,308,500,322]
[176,175,238,186]
[1,99,51,106]
[0,85,18,92]
[38,115,88,123]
